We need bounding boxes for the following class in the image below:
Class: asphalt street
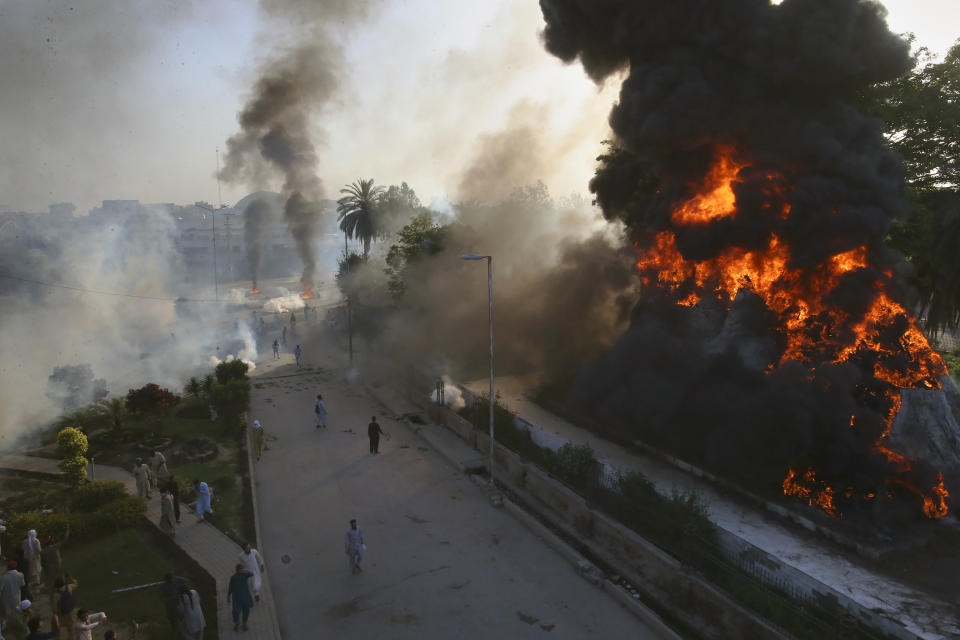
[249,334,662,639]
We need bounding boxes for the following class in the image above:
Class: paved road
[248,339,661,639]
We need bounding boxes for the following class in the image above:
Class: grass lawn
[61,524,217,640]
[70,397,257,545]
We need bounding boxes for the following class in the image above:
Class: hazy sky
[0,0,956,214]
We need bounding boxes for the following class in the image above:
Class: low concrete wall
[402,386,787,640]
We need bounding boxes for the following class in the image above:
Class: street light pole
[461,254,494,484]
[196,202,227,303]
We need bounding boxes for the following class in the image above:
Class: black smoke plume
[540,0,952,524]
[243,197,272,288]
[220,2,377,288]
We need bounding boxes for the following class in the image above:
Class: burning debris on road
[540,0,955,523]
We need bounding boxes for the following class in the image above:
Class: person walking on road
[272,339,280,359]
[344,519,365,575]
[192,479,212,521]
[314,394,327,429]
[252,420,265,460]
[227,564,254,632]
[368,416,387,454]
[237,543,265,602]
[294,344,302,368]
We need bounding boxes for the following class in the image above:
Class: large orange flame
[637,145,949,519]
[300,277,313,300]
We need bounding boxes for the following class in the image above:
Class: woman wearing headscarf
[177,584,205,640]
[21,530,42,587]
[252,420,265,461]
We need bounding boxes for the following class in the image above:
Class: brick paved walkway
[0,448,282,640]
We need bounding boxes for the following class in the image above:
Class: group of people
[0,525,132,640]
[131,451,188,537]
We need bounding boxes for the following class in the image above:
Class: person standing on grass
[192,480,212,521]
[21,530,42,589]
[0,561,25,632]
[53,575,78,640]
[26,615,59,640]
[237,543,265,602]
[252,420,265,461]
[40,526,69,592]
[294,344,302,368]
[226,564,254,632]
[177,585,205,640]
[159,574,187,636]
[163,476,181,523]
[368,416,387,454]
[75,610,106,640]
[314,394,327,429]
[132,460,151,500]
[344,519,365,575]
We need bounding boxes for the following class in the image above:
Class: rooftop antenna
[215,147,223,208]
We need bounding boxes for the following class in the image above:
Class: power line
[0,271,218,303]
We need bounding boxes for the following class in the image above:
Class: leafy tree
[45,364,108,412]
[214,359,249,384]
[376,182,428,237]
[201,374,215,397]
[337,178,385,257]
[184,376,202,399]
[54,403,107,433]
[861,40,960,333]
[384,213,447,299]
[125,383,180,437]
[56,427,88,486]
[861,41,960,190]
[209,379,250,433]
[335,251,366,299]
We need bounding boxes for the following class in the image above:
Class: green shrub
[552,443,600,492]
[71,480,127,511]
[57,456,88,486]
[2,511,71,551]
[95,496,147,530]
[175,402,209,420]
[215,359,249,384]
[56,427,88,458]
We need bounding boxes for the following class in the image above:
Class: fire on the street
[636,145,950,519]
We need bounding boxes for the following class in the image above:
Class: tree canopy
[337,178,385,257]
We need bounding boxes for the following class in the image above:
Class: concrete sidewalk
[0,450,282,640]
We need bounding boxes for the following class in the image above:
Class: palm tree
[98,397,128,432]
[337,178,385,257]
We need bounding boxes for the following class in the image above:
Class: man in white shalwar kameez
[344,519,365,574]
[237,543,265,602]
[132,459,152,499]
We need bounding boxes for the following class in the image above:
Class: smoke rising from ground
[220,1,382,288]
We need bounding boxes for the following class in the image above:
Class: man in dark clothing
[159,573,187,634]
[367,416,387,454]
[226,564,254,632]
[163,476,181,523]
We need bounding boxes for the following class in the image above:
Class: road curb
[245,417,284,639]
